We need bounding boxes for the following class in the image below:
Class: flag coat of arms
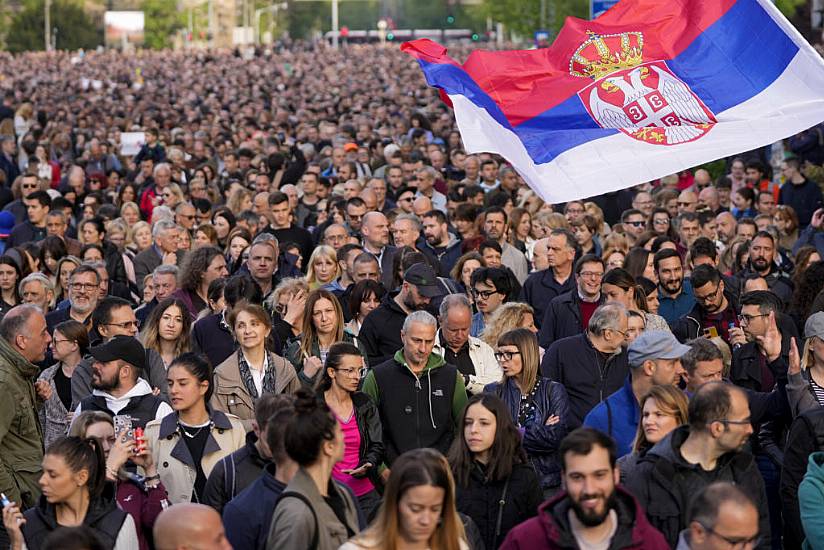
[402,0,824,203]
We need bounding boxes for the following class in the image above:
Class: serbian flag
[402,0,824,203]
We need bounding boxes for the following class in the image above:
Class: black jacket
[624,425,771,549]
[670,288,740,343]
[454,462,543,550]
[202,431,269,514]
[730,314,798,393]
[351,391,385,487]
[21,483,128,550]
[519,268,574,331]
[358,291,407,367]
[541,333,629,428]
[538,290,604,349]
[780,407,824,549]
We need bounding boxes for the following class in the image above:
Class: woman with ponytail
[601,267,670,333]
[1,436,139,550]
[267,388,361,550]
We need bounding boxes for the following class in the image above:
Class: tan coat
[144,409,245,504]
[210,350,300,431]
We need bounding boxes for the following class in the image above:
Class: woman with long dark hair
[145,353,245,504]
[484,328,569,496]
[0,254,21,317]
[268,388,360,550]
[341,448,467,550]
[2,436,139,550]
[346,280,386,343]
[172,246,229,320]
[448,393,542,549]
[316,342,384,519]
[140,297,192,369]
[285,289,363,388]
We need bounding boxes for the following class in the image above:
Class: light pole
[254,3,288,44]
[44,0,51,51]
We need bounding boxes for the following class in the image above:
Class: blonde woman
[227,186,253,215]
[481,302,538,349]
[160,183,185,210]
[120,201,141,227]
[130,220,153,254]
[306,245,340,289]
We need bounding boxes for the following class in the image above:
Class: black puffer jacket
[21,482,130,550]
[454,462,543,550]
[624,425,770,549]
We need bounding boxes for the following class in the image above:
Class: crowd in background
[0,42,824,549]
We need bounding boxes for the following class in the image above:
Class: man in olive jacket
[0,305,52,511]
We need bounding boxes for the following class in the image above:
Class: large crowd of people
[0,41,824,549]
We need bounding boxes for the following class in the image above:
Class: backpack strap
[277,491,319,550]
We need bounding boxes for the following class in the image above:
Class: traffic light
[471,33,479,41]
[386,32,395,41]
[446,14,455,24]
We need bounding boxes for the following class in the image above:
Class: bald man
[698,186,722,215]
[154,503,232,550]
[413,195,433,218]
[361,211,395,290]
[693,168,712,191]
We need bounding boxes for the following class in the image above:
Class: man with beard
[359,262,443,366]
[499,428,668,550]
[362,310,467,469]
[74,335,172,430]
[484,206,528,283]
[672,265,740,345]
[740,232,793,308]
[421,209,463,276]
[625,382,769,547]
[45,265,100,334]
[655,249,695,326]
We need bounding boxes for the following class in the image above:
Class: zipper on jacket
[415,374,421,449]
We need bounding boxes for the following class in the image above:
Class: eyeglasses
[625,221,645,227]
[70,283,99,292]
[694,285,722,304]
[494,351,521,362]
[178,214,196,220]
[737,313,767,326]
[471,288,501,300]
[336,367,364,378]
[653,218,670,226]
[697,523,760,549]
[104,320,139,330]
[578,271,604,280]
[398,197,413,202]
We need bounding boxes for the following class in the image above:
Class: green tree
[6,0,100,52]
[143,0,186,50]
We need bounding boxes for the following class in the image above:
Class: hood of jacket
[90,377,154,407]
[807,451,824,480]
[539,485,652,548]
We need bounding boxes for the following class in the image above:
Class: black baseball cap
[403,263,442,298]
[90,335,146,371]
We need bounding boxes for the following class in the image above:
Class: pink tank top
[332,410,375,497]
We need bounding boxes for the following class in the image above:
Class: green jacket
[361,349,468,430]
[0,335,44,508]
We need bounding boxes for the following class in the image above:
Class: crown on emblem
[569,31,644,80]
